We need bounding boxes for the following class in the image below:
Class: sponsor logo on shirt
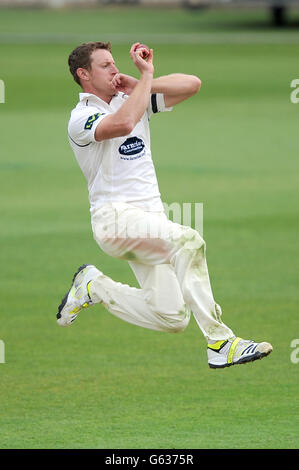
[84,113,104,130]
[119,137,145,160]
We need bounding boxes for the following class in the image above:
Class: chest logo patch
[84,113,104,130]
[119,137,145,159]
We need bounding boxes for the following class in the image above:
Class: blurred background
[1,0,299,25]
[0,0,298,450]
[1,0,299,26]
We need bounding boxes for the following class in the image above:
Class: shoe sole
[209,345,273,369]
[56,264,89,321]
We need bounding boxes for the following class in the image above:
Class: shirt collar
[79,92,118,107]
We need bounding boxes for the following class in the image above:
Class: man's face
[82,48,119,96]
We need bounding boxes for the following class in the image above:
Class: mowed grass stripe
[1,32,299,44]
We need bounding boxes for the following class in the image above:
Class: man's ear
[76,68,90,83]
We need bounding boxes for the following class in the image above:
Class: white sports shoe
[56,264,102,327]
[207,337,273,369]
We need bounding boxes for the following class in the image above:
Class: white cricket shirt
[68,91,172,214]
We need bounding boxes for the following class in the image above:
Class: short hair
[68,41,112,86]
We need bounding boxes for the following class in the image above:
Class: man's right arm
[95,45,154,142]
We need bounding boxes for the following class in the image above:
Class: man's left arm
[112,73,201,106]
[151,73,201,107]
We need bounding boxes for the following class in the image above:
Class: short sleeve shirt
[68,92,172,214]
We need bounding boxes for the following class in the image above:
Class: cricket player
[57,41,273,369]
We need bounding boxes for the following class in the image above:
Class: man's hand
[95,44,154,142]
[130,42,154,76]
[111,73,138,95]
[95,42,154,143]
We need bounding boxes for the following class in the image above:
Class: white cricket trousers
[89,202,234,342]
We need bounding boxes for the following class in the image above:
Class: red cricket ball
[134,43,150,59]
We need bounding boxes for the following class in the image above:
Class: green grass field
[0,6,299,449]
